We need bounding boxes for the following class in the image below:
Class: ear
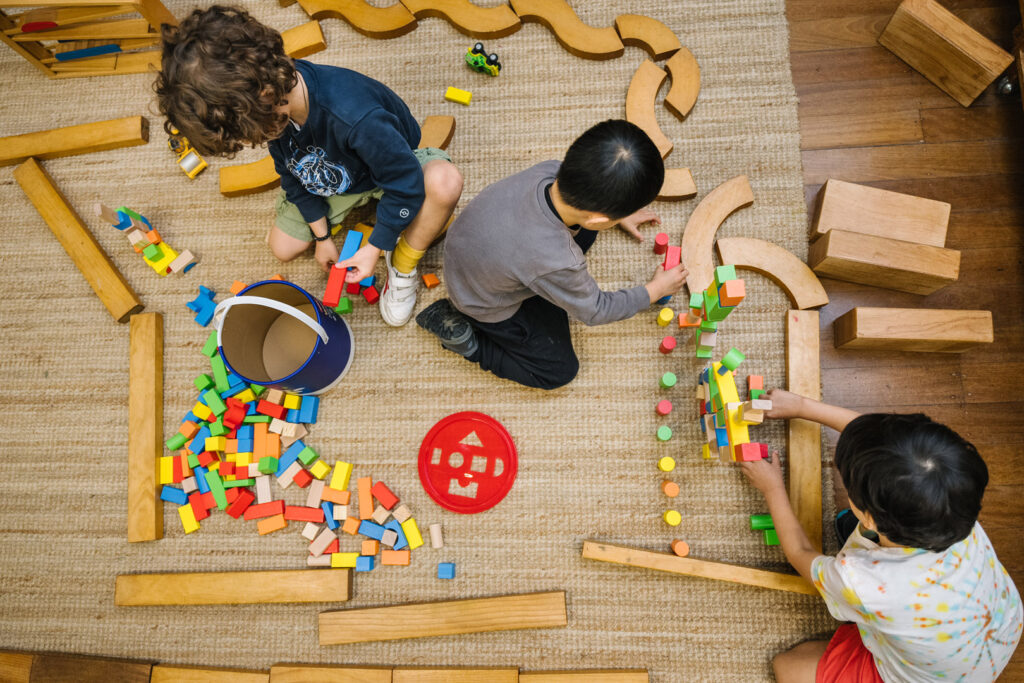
[581,212,611,227]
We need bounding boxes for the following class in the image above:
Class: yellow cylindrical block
[657,456,676,472]
[663,510,682,526]
[657,307,674,326]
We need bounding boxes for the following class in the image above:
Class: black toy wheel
[471,42,485,54]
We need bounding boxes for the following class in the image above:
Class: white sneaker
[379,250,419,327]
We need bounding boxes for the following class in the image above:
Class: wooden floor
[786,0,1024,676]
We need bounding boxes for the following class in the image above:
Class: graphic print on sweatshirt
[286,141,352,197]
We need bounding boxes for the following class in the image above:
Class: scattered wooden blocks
[833,307,994,352]
[422,272,440,288]
[812,179,950,247]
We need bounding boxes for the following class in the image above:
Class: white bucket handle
[212,295,329,347]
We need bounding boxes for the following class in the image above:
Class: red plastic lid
[418,411,517,514]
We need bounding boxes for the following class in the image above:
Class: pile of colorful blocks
[94,201,197,276]
[681,265,746,359]
[696,349,772,463]
[323,224,380,312]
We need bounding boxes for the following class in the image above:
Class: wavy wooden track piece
[270,664,392,682]
[508,0,623,60]
[625,59,672,159]
[582,540,817,595]
[115,569,352,605]
[657,168,696,201]
[663,47,700,119]
[786,309,823,552]
[715,237,829,309]
[614,14,680,60]
[399,0,520,39]
[295,0,417,39]
[152,665,269,683]
[680,175,754,292]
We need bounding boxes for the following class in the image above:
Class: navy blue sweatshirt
[268,60,423,250]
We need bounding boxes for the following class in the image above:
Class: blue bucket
[212,280,354,395]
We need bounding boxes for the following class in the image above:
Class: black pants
[465,228,597,390]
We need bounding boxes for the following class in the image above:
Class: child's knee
[425,162,463,207]
[538,356,579,390]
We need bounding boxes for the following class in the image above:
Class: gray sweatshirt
[443,160,650,325]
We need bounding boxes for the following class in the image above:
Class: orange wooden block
[671,539,690,557]
[178,421,200,439]
[253,422,269,459]
[321,487,350,505]
[718,279,745,307]
[257,513,287,535]
[265,433,281,458]
[145,229,161,245]
[678,310,702,328]
[381,549,411,566]
[342,517,361,535]
[361,540,380,556]
[748,375,764,391]
[422,273,440,288]
[357,477,373,519]
[661,480,679,497]
[270,273,285,280]
[229,280,247,295]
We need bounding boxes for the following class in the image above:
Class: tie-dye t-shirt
[811,523,1022,682]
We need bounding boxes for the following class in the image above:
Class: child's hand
[764,388,804,420]
[645,262,688,303]
[314,239,340,273]
[337,244,382,282]
[740,451,786,497]
[617,208,660,241]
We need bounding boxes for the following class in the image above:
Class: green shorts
[274,147,453,241]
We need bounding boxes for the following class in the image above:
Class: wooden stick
[581,540,817,596]
[13,158,144,323]
[115,569,352,605]
[318,591,567,645]
[0,115,148,166]
[785,310,822,551]
[521,672,649,683]
[269,664,392,683]
[128,312,163,542]
[151,665,268,683]
[833,307,993,352]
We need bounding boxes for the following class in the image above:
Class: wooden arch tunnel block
[625,59,673,159]
[786,309,822,551]
[614,14,680,61]
[128,312,163,543]
[813,179,950,248]
[295,0,418,39]
[398,0,521,39]
[657,168,697,201]
[115,569,352,605]
[664,47,700,119]
[715,237,828,309]
[680,175,754,292]
[879,0,1013,107]
[834,307,993,352]
[808,229,960,295]
[508,0,624,60]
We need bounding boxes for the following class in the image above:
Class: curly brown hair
[154,5,297,157]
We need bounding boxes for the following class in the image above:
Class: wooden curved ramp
[657,168,696,201]
[625,59,672,159]
[296,0,417,39]
[664,47,700,119]
[614,14,680,61]
[680,175,754,291]
[399,0,521,39]
[418,114,456,149]
[508,0,623,60]
[715,237,829,310]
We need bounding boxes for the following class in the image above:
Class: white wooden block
[372,505,391,524]
[306,479,325,508]
[333,504,348,521]
[181,476,197,493]
[382,529,399,547]
[302,522,320,540]
[269,418,286,434]
[392,504,411,523]
[255,475,272,504]
[429,523,443,549]
[309,527,336,557]
[247,463,260,477]
[307,554,332,567]
[277,461,303,488]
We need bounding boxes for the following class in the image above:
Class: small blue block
[113,211,133,230]
[55,43,120,62]
[286,408,300,423]
[385,519,408,550]
[359,520,386,541]
[356,555,375,572]
[656,295,672,305]
[715,427,729,446]
[298,395,319,424]
[183,411,199,423]
[322,501,339,530]
[246,402,257,416]
[187,286,217,327]
[236,438,254,453]
[194,466,210,494]
[699,419,706,434]
[359,273,375,288]
[276,440,305,477]
[188,425,212,454]
[160,486,188,505]
[237,425,254,440]
[437,562,456,580]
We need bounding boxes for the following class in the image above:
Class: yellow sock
[392,235,425,274]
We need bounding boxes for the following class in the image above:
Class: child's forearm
[796,395,861,433]
[762,484,822,581]
[308,216,330,239]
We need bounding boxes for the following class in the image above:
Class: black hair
[556,119,664,220]
[835,413,988,552]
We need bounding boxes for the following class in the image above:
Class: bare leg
[267,224,312,262]
[401,160,463,251]
[772,640,829,683]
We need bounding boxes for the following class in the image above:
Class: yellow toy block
[208,461,220,473]
[401,518,424,550]
[664,510,682,526]
[444,86,472,105]
[657,307,674,326]
[233,388,256,403]
[178,504,200,534]
[331,552,359,568]
[282,393,301,410]
[701,443,712,459]
[310,460,331,480]
[235,453,252,467]
[657,456,676,472]
[144,242,179,276]
[159,456,174,485]
[192,402,213,422]
[712,363,741,404]
[330,461,353,490]
[204,436,226,452]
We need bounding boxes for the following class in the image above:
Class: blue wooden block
[339,230,362,262]
[356,555,375,572]
[276,440,305,477]
[236,425,254,440]
[322,501,339,530]
[194,466,210,494]
[359,273,375,288]
[54,43,120,62]
[187,286,217,327]
[437,562,455,579]
[236,438,254,453]
[287,408,300,422]
[715,427,729,447]
[359,520,386,541]
[298,395,319,424]
[246,402,257,416]
[188,425,212,454]
[183,411,199,423]
[385,519,408,550]
[160,486,188,505]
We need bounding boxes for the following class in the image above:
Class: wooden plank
[790,14,889,52]
[0,115,148,166]
[879,0,1014,106]
[581,540,818,596]
[11,17,152,41]
[318,591,567,645]
[392,669,517,683]
[798,109,923,150]
[269,664,392,683]
[50,49,159,77]
[115,569,352,605]
[28,653,152,683]
[920,104,1024,142]
[785,310,822,551]
[520,672,648,683]
[128,312,162,542]
[821,175,1024,214]
[808,229,961,295]
[833,307,994,352]
[0,651,34,683]
[3,5,136,34]
[680,175,754,291]
[13,158,144,323]
[151,665,269,683]
[714,237,829,309]
[811,179,950,247]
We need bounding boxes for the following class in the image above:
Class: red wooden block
[759,443,769,459]
[200,491,217,510]
[371,481,399,510]
[656,399,673,416]
[197,451,218,467]
[222,398,247,429]
[718,279,745,307]
[363,285,380,305]
[225,487,240,503]
[22,21,58,32]
[321,538,340,554]
[747,375,764,391]
[324,266,346,308]
[653,232,669,255]
[243,500,286,520]
[292,468,313,488]
[218,462,235,479]
[284,505,325,523]
[256,400,287,419]
[659,336,676,354]
[171,456,183,483]
[346,282,361,294]
[734,443,763,462]
[663,245,681,270]
[189,492,210,521]
[225,489,255,518]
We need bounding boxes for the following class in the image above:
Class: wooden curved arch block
[418,114,456,149]
[715,237,829,309]
[296,0,417,39]
[664,47,700,119]
[614,14,680,61]
[399,0,521,39]
[625,59,672,159]
[680,175,754,292]
[657,168,696,201]
[508,0,623,60]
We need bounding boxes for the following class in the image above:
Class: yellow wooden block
[178,504,199,534]
[233,388,256,403]
[401,518,424,550]
[663,510,682,526]
[330,461,353,490]
[711,363,741,404]
[144,242,178,275]
[701,443,711,459]
[159,456,174,485]
[208,461,220,473]
[283,394,301,410]
[725,405,750,452]
[193,403,213,421]
[236,453,252,467]
[331,552,359,568]
[444,86,472,105]
[310,460,331,480]
[656,307,673,326]
[657,456,675,472]
[205,436,226,452]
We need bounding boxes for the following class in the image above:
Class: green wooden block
[696,348,713,359]
[224,478,256,488]
[203,388,227,416]
[142,242,161,260]
[165,433,187,451]
[656,426,673,442]
[333,297,352,315]
[659,372,677,389]
[764,529,780,546]
[249,383,266,396]
[750,388,766,400]
[258,456,278,474]
[201,331,219,358]
[750,513,775,531]
[208,418,228,437]
[193,373,214,391]
[187,453,200,468]
[205,470,227,510]
[699,320,717,333]
[688,292,704,310]
[243,415,272,424]
[714,265,737,289]
[297,446,319,466]
[721,348,745,371]
[118,206,146,222]
[209,356,229,393]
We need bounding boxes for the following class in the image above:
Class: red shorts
[816,624,885,683]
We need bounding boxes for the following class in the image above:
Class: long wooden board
[581,541,817,596]
[0,115,148,167]
[786,310,822,551]
[520,672,649,682]
[115,569,352,605]
[128,312,162,542]
[833,307,994,352]
[392,669,518,683]
[0,651,154,683]
[151,665,269,683]
[269,664,392,683]
[319,591,567,645]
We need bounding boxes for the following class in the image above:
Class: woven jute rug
[0,0,835,680]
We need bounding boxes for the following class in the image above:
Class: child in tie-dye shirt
[741,389,1021,683]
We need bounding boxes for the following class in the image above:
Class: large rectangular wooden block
[128,312,163,542]
[28,652,152,683]
[319,591,567,645]
[808,229,960,295]
[834,307,993,352]
[879,0,1013,106]
[786,310,822,551]
[269,665,392,683]
[812,179,950,247]
[151,665,269,683]
[115,569,352,605]
[0,116,149,166]
[392,669,518,683]
[520,671,649,682]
